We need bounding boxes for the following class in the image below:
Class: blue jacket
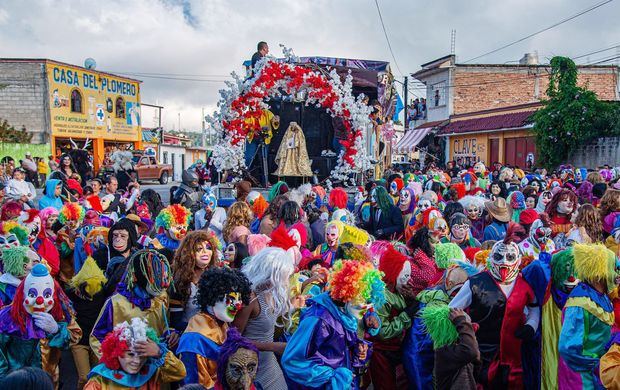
[38,179,63,210]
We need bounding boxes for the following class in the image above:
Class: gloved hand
[32,312,59,335]
[514,324,535,340]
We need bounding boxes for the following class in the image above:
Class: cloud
[1,0,618,131]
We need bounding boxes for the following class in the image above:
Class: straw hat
[485,197,510,223]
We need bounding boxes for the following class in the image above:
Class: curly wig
[216,327,259,390]
[574,204,603,243]
[379,244,410,288]
[1,246,31,278]
[600,189,620,220]
[550,248,576,293]
[196,267,251,312]
[100,318,159,371]
[328,259,386,307]
[0,220,29,246]
[0,201,23,221]
[223,201,253,244]
[155,204,191,232]
[434,242,465,270]
[369,240,391,267]
[59,202,85,224]
[329,187,348,210]
[420,303,459,349]
[173,230,221,305]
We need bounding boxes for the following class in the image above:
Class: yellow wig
[573,243,617,291]
[339,223,371,246]
[70,257,107,297]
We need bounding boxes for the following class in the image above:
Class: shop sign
[47,62,141,142]
[452,136,486,166]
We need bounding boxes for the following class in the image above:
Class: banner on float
[46,61,142,142]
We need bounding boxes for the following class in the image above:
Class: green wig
[420,303,459,349]
[1,246,30,278]
[433,242,464,270]
[550,248,576,293]
[268,181,288,202]
[374,186,393,214]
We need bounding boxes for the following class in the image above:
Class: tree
[532,56,612,169]
[0,118,33,143]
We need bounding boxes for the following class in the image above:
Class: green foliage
[532,57,616,169]
[0,118,33,143]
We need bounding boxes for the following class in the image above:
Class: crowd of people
[3,158,620,390]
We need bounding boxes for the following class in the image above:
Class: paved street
[35,182,179,204]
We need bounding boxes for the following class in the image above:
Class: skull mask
[489,241,521,284]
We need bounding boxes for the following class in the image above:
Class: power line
[106,72,228,83]
[585,54,620,65]
[462,0,614,63]
[373,0,404,76]
[573,43,620,61]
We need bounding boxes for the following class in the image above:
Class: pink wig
[247,234,271,256]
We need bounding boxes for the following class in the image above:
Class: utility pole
[201,107,206,148]
[403,76,408,132]
[178,113,181,132]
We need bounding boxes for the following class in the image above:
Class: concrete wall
[0,61,49,144]
[424,69,451,122]
[570,137,620,168]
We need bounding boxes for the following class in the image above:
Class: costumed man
[84,317,186,389]
[244,109,280,187]
[178,267,251,387]
[171,169,203,214]
[545,188,577,246]
[56,202,86,283]
[440,212,480,249]
[150,204,191,262]
[313,221,341,268]
[214,327,261,390]
[0,264,74,376]
[538,248,579,390]
[282,260,385,389]
[196,189,227,243]
[449,225,540,389]
[399,187,416,229]
[559,243,616,389]
[90,249,175,358]
[519,215,555,261]
[274,121,313,179]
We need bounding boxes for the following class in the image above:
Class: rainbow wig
[59,202,85,224]
[124,249,172,296]
[573,243,617,292]
[155,204,191,232]
[328,259,386,307]
[0,220,29,246]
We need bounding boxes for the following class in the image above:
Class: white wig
[458,195,486,210]
[288,183,313,207]
[242,247,295,326]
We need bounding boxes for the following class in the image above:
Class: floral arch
[209,52,373,184]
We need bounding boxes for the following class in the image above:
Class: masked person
[440,212,480,249]
[0,264,74,376]
[84,317,186,389]
[519,214,555,260]
[56,202,86,283]
[172,169,203,214]
[313,221,341,267]
[0,240,39,305]
[363,186,404,240]
[282,260,385,389]
[449,226,539,389]
[92,218,138,292]
[90,249,176,358]
[214,327,260,390]
[150,204,192,262]
[178,267,251,387]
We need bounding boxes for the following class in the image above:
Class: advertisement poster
[47,61,141,142]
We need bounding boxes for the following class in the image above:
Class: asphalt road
[35,182,179,204]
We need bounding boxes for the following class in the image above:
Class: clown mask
[430,218,449,243]
[417,199,432,213]
[370,189,377,207]
[531,181,541,193]
[0,233,20,251]
[23,264,54,314]
[212,292,243,323]
[354,191,366,205]
[22,216,42,245]
[489,241,521,284]
[345,301,373,320]
[325,224,340,248]
[473,162,486,177]
[224,243,236,265]
[195,240,213,269]
[168,224,188,241]
[541,191,552,207]
[466,205,480,220]
[395,261,412,295]
[399,189,412,212]
[389,182,398,195]
[557,197,574,215]
[450,222,469,243]
[225,347,258,390]
[530,220,552,249]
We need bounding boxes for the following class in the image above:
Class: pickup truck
[133,155,173,184]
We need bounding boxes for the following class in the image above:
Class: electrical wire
[572,43,620,61]
[462,0,614,63]
[585,54,620,65]
[373,0,404,76]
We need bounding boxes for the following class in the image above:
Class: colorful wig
[124,249,172,296]
[420,303,459,348]
[329,187,348,210]
[573,243,617,292]
[251,194,269,219]
[374,186,394,214]
[379,244,410,288]
[269,181,289,203]
[550,248,577,293]
[1,246,31,277]
[100,317,159,370]
[434,242,465,270]
[0,220,29,246]
[155,204,191,232]
[39,207,59,226]
[328,259,386,307]
[216,327,260,390]
[69,256,107,298]
[59,202,85,224]
[400,187,417,214]
[508,191,526,223]
[0,201,22,221]
[369,240,391,267]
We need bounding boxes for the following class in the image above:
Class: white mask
[345,302,372,320]
[212,292,242,323]
[23,264,55,314]
[396,261,412,294]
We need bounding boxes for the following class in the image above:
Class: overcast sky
[1,0,619,131]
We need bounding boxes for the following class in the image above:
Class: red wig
[451,182,466,200]
[251,195,269,219]
[100,328,130,370]
[393,178,404,191]
[268,225,297,251]
[22,208,39,223]
[379,244,410,288]
[463,247,481,263]
[1,201,23,221]
[329,188,348,210]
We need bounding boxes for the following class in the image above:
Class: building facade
[0,59,142,170]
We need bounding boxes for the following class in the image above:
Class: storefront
[439,104,539,168]
[45,60,142,171]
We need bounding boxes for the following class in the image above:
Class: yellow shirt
[38,160,48,174]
